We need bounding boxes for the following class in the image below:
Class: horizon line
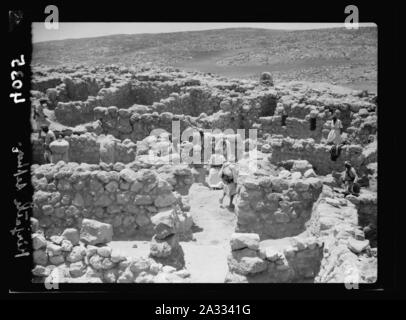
[32,22,377,44]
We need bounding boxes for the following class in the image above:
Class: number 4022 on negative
[10,54,26,104]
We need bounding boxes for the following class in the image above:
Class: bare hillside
[32,27,377,91]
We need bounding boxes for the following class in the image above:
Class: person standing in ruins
[281,108,288,127]
[206,143,226,190]
[41,125,56,163]
[34,99,50,136]
[327,110,344,145]
[343,161,359,196]
[309,109,318,131]
[219,161,239,210]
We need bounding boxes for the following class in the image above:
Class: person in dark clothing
[343,161,359,196]
[41,125,56,163]
[310,117,317,131]
[330,144,343,161]
[281,109,288,127]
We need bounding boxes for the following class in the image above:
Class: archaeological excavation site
[29,63,377,284]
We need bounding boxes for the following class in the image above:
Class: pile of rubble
[225,233,323,283]
[32,218,191,283]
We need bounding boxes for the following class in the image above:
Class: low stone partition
[67,133,102,164]
[259,116,326,141]
[32,75,62,92]
[32,133,138,165]
[48,77,184,126]
[98,135,137,164]
[268,137,376,176]
[225,233,323,283]
[55,97,100,126]
[234,173,323,239]
[346,190,377,247]
[94,106,198,142]
[195,89,278,131]
[31,162,194,240]
[259,83,377,145]
[151,86,222,117]
[31,221,191,283]
[308,186,377,283]
[130,79,184,106]
[97,81,133,108]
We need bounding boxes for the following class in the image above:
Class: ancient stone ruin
[30,65,377,283]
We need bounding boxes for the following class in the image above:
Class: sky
[32,22,376,43]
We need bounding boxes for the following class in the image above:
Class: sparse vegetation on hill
[33,27,377,92]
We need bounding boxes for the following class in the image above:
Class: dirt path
[110,183,237,282]
[183,183,237,282]
[188,183,237,246]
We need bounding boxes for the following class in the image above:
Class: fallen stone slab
[151,209,178,240]
[347,238,370,254]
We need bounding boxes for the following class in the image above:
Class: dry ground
[110,183,237,282]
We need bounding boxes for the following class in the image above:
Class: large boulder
[80,219,113,245]
[154,193,177,208]
[228,255,268,275]
[62,228,80,245]
[149,234,185,270]
[150,209,178,240]
[32,233,47,250]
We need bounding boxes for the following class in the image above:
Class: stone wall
[197,89,278,131]
[259,116,326,141]
[94,106,198,142]
[31,162,194,240]
[346,190,377,247]
[151,86,222,117]
[67,133,102,164]
[259,82,377,145]
[225,233,323,283]
[307,186,377,283]
[31,221,191,283]
[32,133,138,165]
[55,97,99,126]
[32,77,62,93]
[235,173,323,239]
[268,137,376,176]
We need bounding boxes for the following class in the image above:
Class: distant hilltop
[32,27,377,67]
[32,27,377,92]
